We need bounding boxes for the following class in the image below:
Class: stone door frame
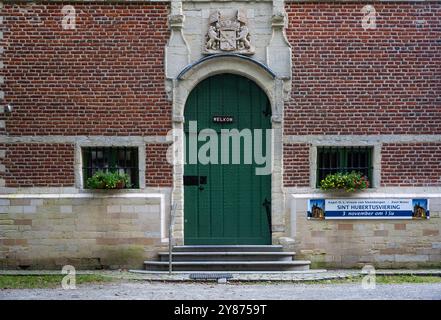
[169,54,287,245]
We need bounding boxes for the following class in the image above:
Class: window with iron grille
[82,147,139,188]
[316,146,373,187]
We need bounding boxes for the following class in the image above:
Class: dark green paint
[184,74,272,245]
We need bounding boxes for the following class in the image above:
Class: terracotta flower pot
[97,181,106,189]
[115,181,125,189]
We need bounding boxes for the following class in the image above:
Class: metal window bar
[317,146,373,187]
[82,147,140,188]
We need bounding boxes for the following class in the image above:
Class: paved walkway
[1,269,441,282]
[1,269,440,300]
[1,281,440,300]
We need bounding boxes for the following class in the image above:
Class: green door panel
[184,74,271,245]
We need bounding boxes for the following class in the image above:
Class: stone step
[158,251,296,262]
[144,260,311,272]
[172,245,284,252]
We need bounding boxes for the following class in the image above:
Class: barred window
[317,146,373,187]
[82,147,139,188]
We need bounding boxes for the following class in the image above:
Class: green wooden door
[184,74,271,245]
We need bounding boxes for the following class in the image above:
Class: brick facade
[285,2,440,135]
[1,2,172,189]
[146,143,173,187]
[282,2,441,188]
[2,144,74,187]
[283,142,441,188]
[381,143,441,187]
[283,143,310,187]
[2,3,171,136]
[0,1,440,269]
[2,2,439,189]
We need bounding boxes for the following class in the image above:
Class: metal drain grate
[189,273,233,280]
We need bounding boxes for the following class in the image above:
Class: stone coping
[0,193,165,199]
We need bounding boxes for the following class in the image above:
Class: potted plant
[319,171,369,192]
[86,171,130,190]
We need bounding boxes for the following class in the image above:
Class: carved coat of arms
[203,9,255,55]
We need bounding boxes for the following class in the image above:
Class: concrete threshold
[129,269,328,274]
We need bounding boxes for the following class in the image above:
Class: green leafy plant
[86,171,130,189]
[319,171,369,192]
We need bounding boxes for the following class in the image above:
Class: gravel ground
[1,281,440,300]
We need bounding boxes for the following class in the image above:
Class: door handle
[199,176,207,191]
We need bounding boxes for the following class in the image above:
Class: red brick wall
[381,143,441,187]
[2,144,75,187]
[2,3,440,189]
[146,143,173,187]
[285,3,440,135]
[2,3,171,135]
[283,143,310,187]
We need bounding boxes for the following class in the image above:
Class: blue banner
[307,198,429,220]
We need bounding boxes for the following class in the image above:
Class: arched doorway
[183,73,272,245]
